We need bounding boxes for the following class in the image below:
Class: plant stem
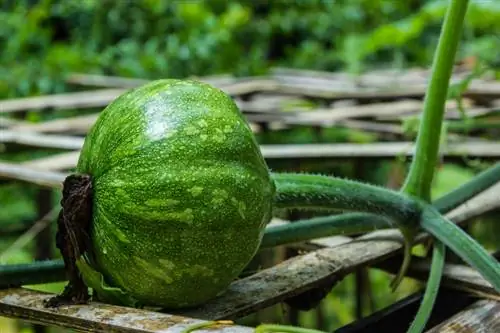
[407,241,445,333]
[272,172,421,229]
[261,213,389,249]
[399,2,471,332]
[401,0,470,200]
[420,205,500,291]
[434,162,500,213]
[0,260,66,288]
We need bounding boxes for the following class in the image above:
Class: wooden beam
[0,89,126,113]
[0,288,252,333]
[0,163,65,189]
[1,130,84,150]
[374,255,499,299]
[425,299,500,333]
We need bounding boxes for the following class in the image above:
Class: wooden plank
[21,152,81,171]
[271,67,499,93]
[0,116,24,128]
[260,142,500,158]
[0,162,65,189]
[0,89,127,113]
[425,299,500,333]
[0,288,251,333]
[9,113,100,134]
[1,130,84,150]
[176,183,500,320]
[375,255,499,299]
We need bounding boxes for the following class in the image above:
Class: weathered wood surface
[20,152,81,171]
[0,288,251,333]
[425,299,500,333]
[0,162,65,189]
[1,130,84,150]
[375,254,500,299]
[0,89,127,113]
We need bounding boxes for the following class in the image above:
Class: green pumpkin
[75,79,276,308]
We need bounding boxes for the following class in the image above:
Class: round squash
[75,79,275,308]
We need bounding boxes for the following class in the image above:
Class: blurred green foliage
[1,0,500,99]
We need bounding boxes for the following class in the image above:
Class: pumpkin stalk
[272,172,422,230]
[45,173,93,307]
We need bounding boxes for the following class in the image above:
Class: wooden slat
[21,152,81,171]
[425,299,500,333]
[0,288,251,333]
[271,67,500,96]
[375,255,499,299]
[0,162,65,189]
[9,113,100,134]
[1,130,83,150]
[0,89,127,113]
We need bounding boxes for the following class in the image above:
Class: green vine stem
[1,162,499,287]
[400,1,470,332]
[401,0,470,201]
[420,205,500,290]
[261,213,388,249]
[0,259,66,288]
[434,162,500,213]
[271,172,500,289]
[271,172,421,227]
[272,172,422,285]
[407,240,445,332]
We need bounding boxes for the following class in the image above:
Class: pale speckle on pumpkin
[113,228,131,244]
[188,186,203,197]
[200,134,208,141]
[185,125,200,135]
[134,256,174,284]
[145,198,179,207]
[159,259,176,270]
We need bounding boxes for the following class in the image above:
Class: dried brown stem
[44,174,93,307]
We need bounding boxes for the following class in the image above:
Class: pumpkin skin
[76,79,276,308]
